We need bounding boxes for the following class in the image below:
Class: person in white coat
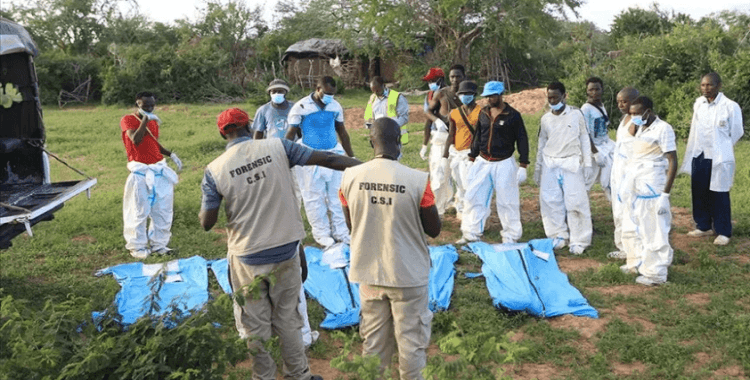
[534,81,593,255]
[581,77,615,201]
[285,76,356,248]
[120,91,182,259]
[608,87,639,260]
[680,72,744,246]
[619,96,678,286]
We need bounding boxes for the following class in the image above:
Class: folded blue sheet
[466,239,598,319]
[303,244,459,329]
[93,256,210,326]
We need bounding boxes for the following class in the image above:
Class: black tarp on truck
[0,17,96,248]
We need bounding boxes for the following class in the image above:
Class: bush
[33,50,103,105]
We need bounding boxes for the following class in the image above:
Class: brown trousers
[229,253,311,380]
[359,284,432,380]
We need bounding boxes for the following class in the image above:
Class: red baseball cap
[217,108,249,135]
[422,67,445,82]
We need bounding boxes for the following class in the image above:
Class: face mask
[271,94,285,104]
[322,94,334,105]
[549,101,564,111]
[631,114,647,126]
[429,82,440,91]
[381,88,389,97]
[459,94,474,105]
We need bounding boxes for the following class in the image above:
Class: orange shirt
[120,114,163,164]
[449,105,481,151]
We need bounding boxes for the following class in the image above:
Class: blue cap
[481,81,505,96]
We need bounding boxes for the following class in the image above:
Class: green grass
[1,92,749,379]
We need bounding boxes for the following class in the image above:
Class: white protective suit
[297,143,350,246]
[611,118,636,254]
[679,92,744,191]
[429,120,454,215]
[619,117,676,282]
[461,156,522,243]
[123,160,178,251]
[536,106,593,249]
[448,145,472,219]
[581,103,615,200]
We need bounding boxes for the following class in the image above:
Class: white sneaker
[553,238,568,250]
[607,251,627,260]
[713,235,731,246]
[569,245,585,255]
[130,249,150,259]
[317,237,335,248]
[636,275,665,286]
[687,229,714,237]
[455,236,478,245]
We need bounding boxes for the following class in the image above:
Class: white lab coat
[680,92,744,192]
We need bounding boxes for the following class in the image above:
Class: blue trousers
[691,153,732,237]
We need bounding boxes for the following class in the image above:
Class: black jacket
[470,103,530,164]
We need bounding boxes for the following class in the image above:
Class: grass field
[1,89,749,379]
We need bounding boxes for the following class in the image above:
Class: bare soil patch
[607,305,657,333]
[71,234,96,243]
[547,314,604,354]
[713,365,747,379]
[556,256,603,273]
[503,362,566,380]
[612,361,648,376]
[684,292,711,307]
[690,352,711,372]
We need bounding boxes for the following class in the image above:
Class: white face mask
[549,101,564,111]
[271,93,285,104]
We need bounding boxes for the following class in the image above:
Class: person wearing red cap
[421,65,465,216]
[200,108,360,380]
[120,91,182,259]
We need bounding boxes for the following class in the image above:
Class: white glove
[533,164,542,186]
[139,109,161,123]
[420,144,429,160]
[594,151,606,167]
[584,166,596,184]
[170,152,183,172]
[657,193,670,215]
[517,167,527,185]
[433,118,448,133]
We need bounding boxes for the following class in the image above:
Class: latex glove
[517,167,527,185]
[433,118,448,133]
[420,144,429,160]
[657,193,670,215]
[533,163,542,186]
[138,108,161,123]
[594,151,606,167]
[170,152,183,172]
[584,166,596,184]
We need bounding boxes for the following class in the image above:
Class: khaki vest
[207,139,306,257]
[340,159,431,287]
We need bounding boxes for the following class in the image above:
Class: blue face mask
[271,94,285,104]
[459,94,474,105]
[631,114,647,126]
[429,82,440,91]
[549,101,565,111]
[382,88,389,98]
[322,94,334,105]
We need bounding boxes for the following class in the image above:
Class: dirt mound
[343,88,547,130]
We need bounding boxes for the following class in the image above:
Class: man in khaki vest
[199,108,360,380]
[339,118,441,380]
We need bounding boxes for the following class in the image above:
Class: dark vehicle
[0,17,96,248]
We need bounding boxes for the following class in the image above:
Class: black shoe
[310,375,324,380]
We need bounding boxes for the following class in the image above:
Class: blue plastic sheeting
[466,239,598,319]
[303,245,459,329]
[208,259,232,294]
[93,256,210,326]
[428,245,459,312]
[303,245,361,330]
